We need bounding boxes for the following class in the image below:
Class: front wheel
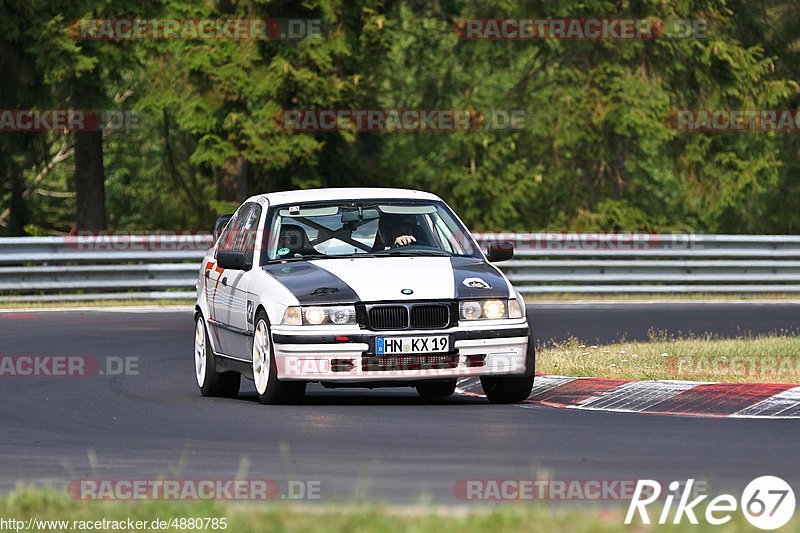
[480,336,535,404]
[480,374,534,404]
[252,312,306,404]
[194,315,240,398]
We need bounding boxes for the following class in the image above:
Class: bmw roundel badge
[401,288,414,295]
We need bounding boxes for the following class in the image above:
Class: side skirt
[214,352,254,380]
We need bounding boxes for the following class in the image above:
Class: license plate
[375,336,449,355]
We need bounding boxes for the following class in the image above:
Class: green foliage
[1,0,799,234]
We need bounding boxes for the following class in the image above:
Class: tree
[2,0,800,234]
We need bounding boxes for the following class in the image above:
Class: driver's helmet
[377,213,416,243]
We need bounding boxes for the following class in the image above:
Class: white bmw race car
[194,188,534,404]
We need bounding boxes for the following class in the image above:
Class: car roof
[245,187,442,206]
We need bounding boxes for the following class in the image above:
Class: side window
[216,203,262,268]
[238,203,262,266]
[217,210,242,252]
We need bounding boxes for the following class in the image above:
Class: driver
[375,213,417,249]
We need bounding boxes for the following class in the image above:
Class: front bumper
[270,321,530,382]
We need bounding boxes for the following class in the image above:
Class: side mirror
[216,250,248,270]
[213,214,234,242]
[486,241,514,262]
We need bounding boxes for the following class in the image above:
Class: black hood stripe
[265,257,509,304]
[450,257,510,299]
[262,262,359,305]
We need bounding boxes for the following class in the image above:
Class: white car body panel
[309,257,456,301]
[246,187,440,207]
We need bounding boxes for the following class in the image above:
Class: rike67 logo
[626,476,796,530]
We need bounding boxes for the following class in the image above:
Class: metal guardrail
[0,236,208,302]
[0,234,799,301]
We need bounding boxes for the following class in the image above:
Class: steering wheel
[388,243,444,253]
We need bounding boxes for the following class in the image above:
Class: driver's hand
[394,235,416,246]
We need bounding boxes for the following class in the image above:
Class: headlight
[329,307,353,325]
[460,299,524,320]
[304,307,327,325]
[483,300,506,319]
[460,301,483,320]
[282,305,357,326]
[460,299,508,320]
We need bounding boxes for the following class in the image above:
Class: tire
[480,334,535,404]
[252,311,306,404]
[415,379,457,398]
[194,314,240,398]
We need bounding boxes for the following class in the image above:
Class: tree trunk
[74,129,106,230]
[235,156,249,202]
[216,166,237,201]
[7,161,27,235]
[217,155,248,202]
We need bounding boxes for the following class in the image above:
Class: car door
[206,209,242,353]
[215,202,262,357]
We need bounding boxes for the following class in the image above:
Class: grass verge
[537,332,800,383]
[0,487,792,532]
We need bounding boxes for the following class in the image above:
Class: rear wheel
[415,379,457,398]
[252,312,306,404]
[194,315,240,398]
[480,335,535,404]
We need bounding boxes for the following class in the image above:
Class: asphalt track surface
[1,302,799,504]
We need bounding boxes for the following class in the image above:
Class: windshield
[261,200,481,263]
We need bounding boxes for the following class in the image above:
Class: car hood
[261,256,510,304]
